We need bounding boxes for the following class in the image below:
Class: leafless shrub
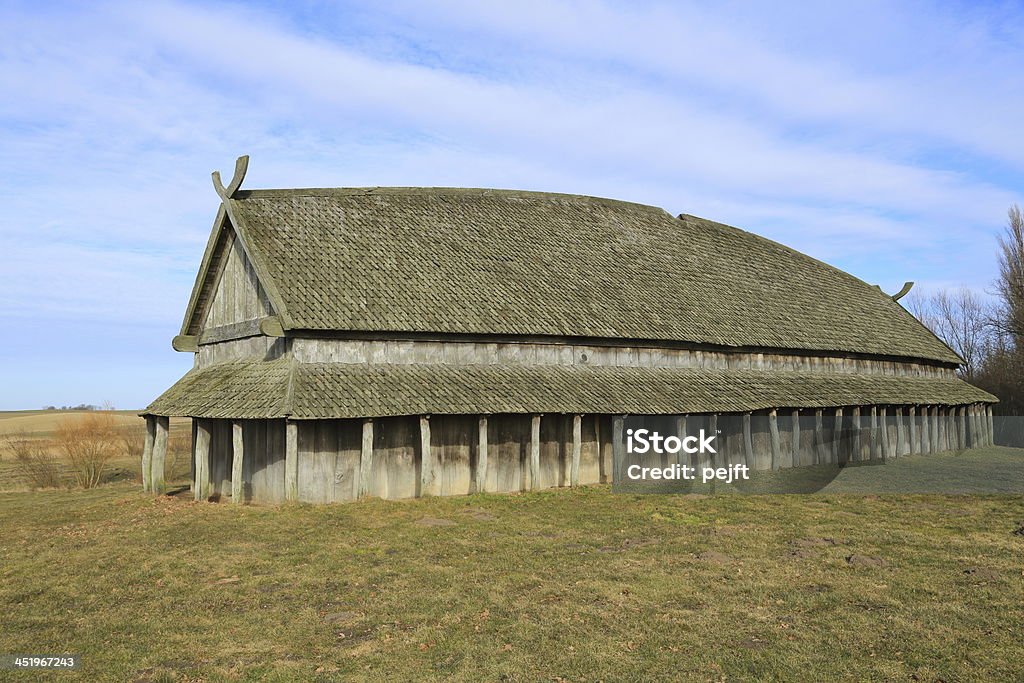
[55,412,120,489]
[167,432,192,480]
[3,432,62,489]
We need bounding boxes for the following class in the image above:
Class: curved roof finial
[212,155,250,200]
[890,281,914,301]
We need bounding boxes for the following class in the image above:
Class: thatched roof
[147,357,993,420]
[184,187,960,364]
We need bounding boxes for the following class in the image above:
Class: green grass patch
[0,459,1022,681]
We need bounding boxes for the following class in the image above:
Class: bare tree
[904,287,992,379]
[995,204,1024,342]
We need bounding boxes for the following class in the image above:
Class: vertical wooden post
[231,420,244,504]
[954,405,962,448]
[743,413,754,468]
[791,409,800,467]
[895,406,905,457]
[869,406,878,461]
[151,416,168,495]
[930,406,939,453]
[709,413,719,467]
[358,418,373,498]
[570,414,582,487]
[768,409,780,470]
[530,415,542,491]
[937,407,946,452]
[879,406,889,462]
[851,407,862,462]
[194,418,210,502]
[142,416,155,492]
[284,420,298,501]
[612,415,625,485]
[971,405,981,448]
[476,416,488,494]
[920,405,930,454]
[909,406,919,454]
[832,408,843,464]
[983,405,991,448]
[675,415,688,466]
[419,416,433,496]
[814,409,824,465]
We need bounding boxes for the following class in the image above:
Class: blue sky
[1,0,1022,410]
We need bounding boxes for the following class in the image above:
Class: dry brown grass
[54,412,121,489]
[1,432,62,489]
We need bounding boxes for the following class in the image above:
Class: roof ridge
[234,186,672,215]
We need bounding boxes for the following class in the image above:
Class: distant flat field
[0,410,190,438]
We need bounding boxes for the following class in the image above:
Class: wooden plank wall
[201,233,274,331]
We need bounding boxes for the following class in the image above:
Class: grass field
[1,448,1022,681]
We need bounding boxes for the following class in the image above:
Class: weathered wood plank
[530,415,541,491]
[612,415,625,486]
[360,417,376,497]
[768,409,780,470]
[571,414,582,487]
[142,416,155,492]
[832,408,843,463]
[909,406,919,454]
[851,407,862,462]
[880,406,889,462]
[743,413,754,468]
[869,406,878,460]
[476,416,488,493]
[791,409,800,467]
[285,420,298,501]
[419,416,434,496]
[194,419,211,501]
[231,420,244,504]
[152,416,168,494]
[988,405,995,446]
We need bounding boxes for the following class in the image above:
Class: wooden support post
[909,406,919,454]
[869,406,878,461]
[983,405,991,448]
[832,408,843,464]
[151,416,168,495]
[971,405,981,448]
[791,409,800,467]
[937,407,946,452]
[194,418,210,502]
[743,413,754,468]
[284,420,298,501]
[231,420,244,504]
[895,407,905,457]
[358,418,373,498]
[957,406,966,450]
[612,415,625,486]
[675,415,689,466]
[851,407,862,462]
[880,407,889,462]
[530,415,542,491]
[570,414,582,487]
[709,413,719,467]
[142,416,155,492]
[814,409,824,465]
[768,409,780,470]
[476,416,488,493]
[419,416,433,496]
[930,406,939,453]
[920,405,930,454]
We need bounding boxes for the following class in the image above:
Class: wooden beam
[768,409,780,470]
[909,406,919,454]
[194,419,210,502]
[530,415,542,491]
[879,406,889,462]
[988,405,995,447]
[212,154,250,199]
[612,415,625,486]
[258,316,285,338]
[358,418,374,498]
[896,406,905,457]
[231,421,244,504]
[171,334,198,352]
[920,405,930,454]
[419,416,433,496]
[958,405,966,450]
[930,406,940,453]
[814,409,824,465]
[142,416,155,492]
[152,416,168,494]
[791,409,800,467]
[869,406,878,461]
[571,414,582,487]
[832,408,843,464]
[743,413,754,468]
[709,413,719,468]
[285,420,298,501]
[476,416,488,494]
[851,407,862,462]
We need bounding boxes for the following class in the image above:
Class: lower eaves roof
[144,358,996,420]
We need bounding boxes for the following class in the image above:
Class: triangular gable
[180,206,278,336]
